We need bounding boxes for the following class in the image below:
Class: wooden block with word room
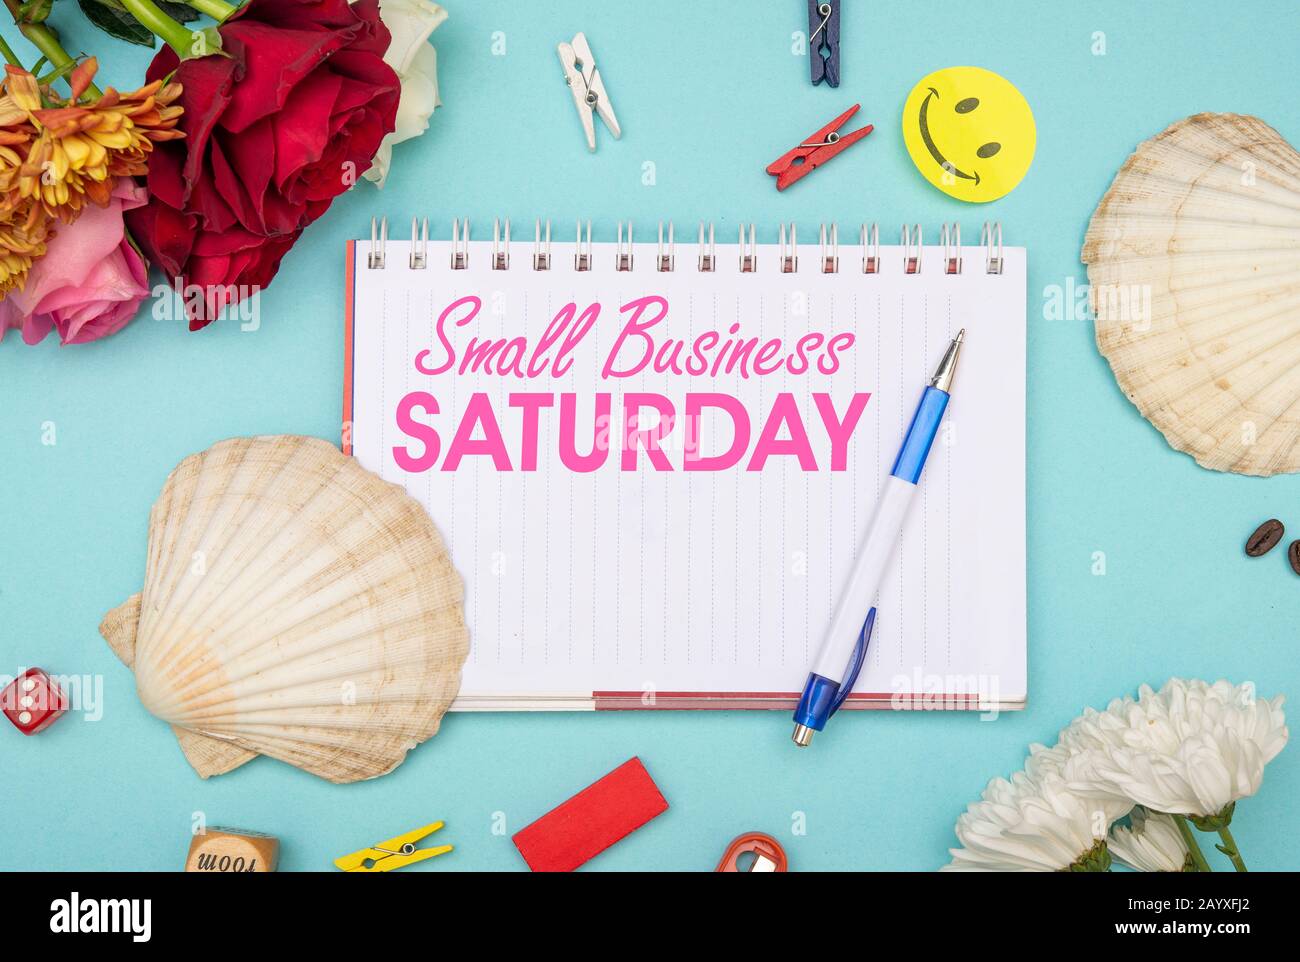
[185,828,279,873]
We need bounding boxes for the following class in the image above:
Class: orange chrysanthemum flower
[0,80,39,219]
[0,59,182,298]
[2,60,184,222]
[0,198,50,296]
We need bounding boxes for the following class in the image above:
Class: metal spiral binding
[739,223,758,272]
[450,218,469,270]
[698,222,716,272]
[861,222,879,274]
[941,222,962,275]
[409,217,428,269]
[982,221,1003,275]
[574,219,592,271]
[779,223,798,273]
[368,216,387,269]
[362,218,1005,277]
[533,219,551,271]
[902,223,922,274]
[615,221,634,271]
[658,222,675,271]
[820,223,838,273]
[492,218,510,270]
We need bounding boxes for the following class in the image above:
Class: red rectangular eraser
[512,757,668,872]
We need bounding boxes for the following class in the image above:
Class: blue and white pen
[792,329,966,746]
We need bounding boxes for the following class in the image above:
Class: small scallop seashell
[1082,113,1300,476]
[101,436,469,783]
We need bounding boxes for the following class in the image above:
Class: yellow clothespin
[333,821,453,873]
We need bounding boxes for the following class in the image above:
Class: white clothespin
[557,32,621,152]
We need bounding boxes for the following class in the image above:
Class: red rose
[127,0,399,329]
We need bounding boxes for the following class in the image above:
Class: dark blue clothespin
[807,1,840,87]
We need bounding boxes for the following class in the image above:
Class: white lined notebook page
[347,236,1026,710]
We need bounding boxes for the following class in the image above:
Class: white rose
[366,0,447,187]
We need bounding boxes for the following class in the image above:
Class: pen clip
[829,607,875,716]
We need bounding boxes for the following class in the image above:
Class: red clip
[765,104,873,191]
[715,832,789,872]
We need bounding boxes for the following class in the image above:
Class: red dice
[2,668,68,735]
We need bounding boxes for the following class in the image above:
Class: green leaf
[157,1,202,24]
[78,0,156,47]
[179,25,226,61]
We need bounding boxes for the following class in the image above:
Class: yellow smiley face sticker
[902,66,1036,202]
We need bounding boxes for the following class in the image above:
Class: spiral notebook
[343,220,1027,712]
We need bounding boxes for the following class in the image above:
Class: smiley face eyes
[953,98,1001,158]
[946,96,1003,162]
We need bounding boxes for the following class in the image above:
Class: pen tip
[955,328,966,342]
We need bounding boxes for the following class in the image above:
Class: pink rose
[0,180,151,346]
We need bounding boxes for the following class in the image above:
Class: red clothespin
[766,104,873,191]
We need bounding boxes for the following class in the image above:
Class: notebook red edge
[343,239,355,457]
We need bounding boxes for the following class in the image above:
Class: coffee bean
[1289,541,1300,576]
[1246,519,1285,557]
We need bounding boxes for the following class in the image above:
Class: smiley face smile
[918,87,982,186]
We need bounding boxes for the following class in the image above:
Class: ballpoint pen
[792,329,966,746]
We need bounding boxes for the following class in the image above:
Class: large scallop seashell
[101,436,469,784]
[1082,113,1300,476]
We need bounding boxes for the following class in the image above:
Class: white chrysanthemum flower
[1062,679,1288,822]
[1108,808,1192,872]
[366,0,447,187]
[942,763,1116,872]
[1026,741,1135,822]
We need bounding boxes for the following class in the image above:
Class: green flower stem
[1215,825,1248,872]
[38,61,79,86]
[187,0,237,21]
[0,29,22,66]
[1173,815,1213,872]
[120,0,196,56]
[2,0,102,98]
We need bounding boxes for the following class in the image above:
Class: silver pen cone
[929,328,965,394]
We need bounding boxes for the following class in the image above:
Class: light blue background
[2,1,1297,871]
